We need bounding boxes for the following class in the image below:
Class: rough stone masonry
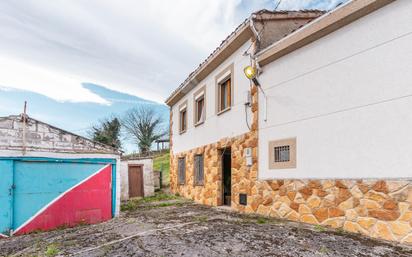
[170,84,412,245]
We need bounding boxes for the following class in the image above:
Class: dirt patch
[1,199,412,257]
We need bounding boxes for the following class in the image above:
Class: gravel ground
[1,199,412,257]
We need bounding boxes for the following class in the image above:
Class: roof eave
[165,23,254,106]
[257,0,395,66]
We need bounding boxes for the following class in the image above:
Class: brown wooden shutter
[194,155,204,185]
[227,79,231,107]
[178,158,185,185]
[199,155,204,184]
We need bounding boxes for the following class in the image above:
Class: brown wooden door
[128,165,144,198]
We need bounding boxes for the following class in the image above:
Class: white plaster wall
[120,158,155,200]
[258,1,412,180]
[172,40,254,154]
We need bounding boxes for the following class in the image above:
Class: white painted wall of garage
[258,0,412,179]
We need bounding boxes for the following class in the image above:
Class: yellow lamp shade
[243,66,257,80]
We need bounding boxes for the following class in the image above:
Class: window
[179,100,188,134]
[194,154,204,185]
[219,78,231,112]
[178,157,186,185]
[193,86,206,126]
[274,146,290,162]
[215,63,234,114]
[269,138,296,169]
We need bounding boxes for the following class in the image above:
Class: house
[0,114,121,237]
[120,156,155,200]
[166,0,412,244]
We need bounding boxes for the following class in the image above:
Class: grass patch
[256,217,268,224]
[45,243,59,257]
[314,224,327,232]
[319,246,329,254]
[153,151,170,186]
[194,216,209,223]
[121,192,179,211]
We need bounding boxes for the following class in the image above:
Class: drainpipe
[249,16,268,122]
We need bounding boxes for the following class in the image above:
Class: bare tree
[122,106,166,154]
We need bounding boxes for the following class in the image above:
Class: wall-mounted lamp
[243,65,268,122]
[243,66,261,87]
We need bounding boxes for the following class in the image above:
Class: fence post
[160,163,163,190]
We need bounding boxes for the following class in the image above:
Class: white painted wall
[120,158,155,200]
[172,40,254,154]
[258,0,412,179]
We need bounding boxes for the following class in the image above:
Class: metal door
[0,158,115,236]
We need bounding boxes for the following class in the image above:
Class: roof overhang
[257,0,395,66]
[165,22,254,106]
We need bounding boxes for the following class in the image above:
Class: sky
[0,0,346,152]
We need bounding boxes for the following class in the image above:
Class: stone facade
[170,84,412,245]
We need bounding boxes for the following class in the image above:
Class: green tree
[122,106,166,154]
[91,117,122,149]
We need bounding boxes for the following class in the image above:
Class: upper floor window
[179,100,188,134]
[215,63,234,114]
[219,78,231,112]
[194,86,206,126]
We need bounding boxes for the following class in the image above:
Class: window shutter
[194,155,199,185]
[199,155,204,184]
[194,155,204,185]
[178,158,185,185]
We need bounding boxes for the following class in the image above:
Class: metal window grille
[194,154,204,185]
[178,157,186,185]
[274,145,290,162]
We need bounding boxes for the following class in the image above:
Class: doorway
[128,165,144,198]
[221,148,231,206]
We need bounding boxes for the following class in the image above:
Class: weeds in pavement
[319,246,329,254]
[256,217,268,224]
[194,216,208,222]
[335,227,345,235]
[45,243,59,257]
[314,225,327,232]
[121,192,180,211]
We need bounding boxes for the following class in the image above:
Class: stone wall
[0,115,117,154]
[170,84,412,244]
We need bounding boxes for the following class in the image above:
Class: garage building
[0,114,121,237]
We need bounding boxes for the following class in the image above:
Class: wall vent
[239,193,247,206]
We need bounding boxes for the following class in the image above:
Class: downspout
[249,15,268,122]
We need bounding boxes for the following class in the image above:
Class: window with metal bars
[178,157,186,185]
[194,154,204,186]
[274,145,290,162]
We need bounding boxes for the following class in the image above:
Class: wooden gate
[128,165,144,198]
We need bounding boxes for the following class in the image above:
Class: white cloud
[0,0,269,104]
[278,0,346,11]
[0,0,342,104]
[0,57,110,104]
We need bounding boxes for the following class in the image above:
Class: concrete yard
[1,197,412,257]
